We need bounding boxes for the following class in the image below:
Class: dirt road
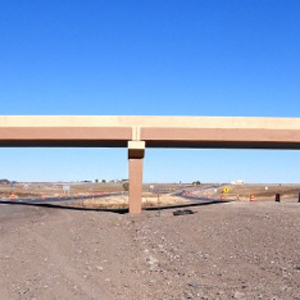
[0,201,299,299]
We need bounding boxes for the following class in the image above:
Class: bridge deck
[1,116,300,213]
[1,116,300,148]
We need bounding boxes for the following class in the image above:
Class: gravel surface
[0,201,299,299]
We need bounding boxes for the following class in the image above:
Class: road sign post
[63,185,71,195]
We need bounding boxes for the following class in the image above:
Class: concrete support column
[128,141,145,214]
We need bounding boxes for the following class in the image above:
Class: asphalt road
[0,192,122,205]
[0,189,225,215]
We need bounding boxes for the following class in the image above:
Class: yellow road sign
[223,187,229,193]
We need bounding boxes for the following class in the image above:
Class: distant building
[231,179,245,185]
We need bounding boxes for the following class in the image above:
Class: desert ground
[1,182,300,209]
[0,183,300,299]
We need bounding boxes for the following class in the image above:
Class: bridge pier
[128,141,145,214]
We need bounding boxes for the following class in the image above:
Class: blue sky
[1,0,300,183]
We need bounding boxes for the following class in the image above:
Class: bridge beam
[128,141,145,214]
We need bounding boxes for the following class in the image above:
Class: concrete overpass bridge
[1,115,300,213]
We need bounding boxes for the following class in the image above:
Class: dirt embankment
[0,201,299,299]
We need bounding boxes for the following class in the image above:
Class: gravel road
[0,201,299,299]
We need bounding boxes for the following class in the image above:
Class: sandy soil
[0,201,299,300]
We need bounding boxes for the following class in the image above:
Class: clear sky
[1,0,300,183]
